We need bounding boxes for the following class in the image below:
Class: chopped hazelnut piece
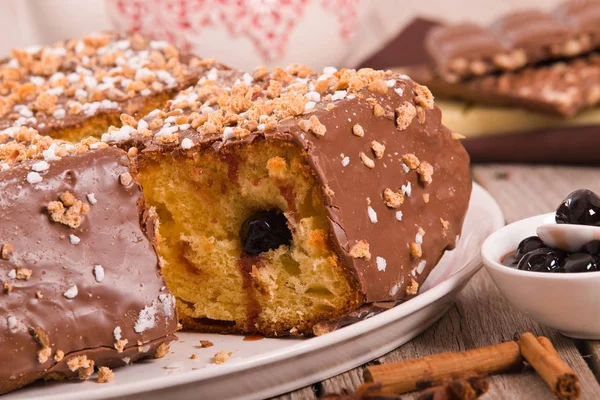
[423,193,430,203]
[359,152,375,169]
[38,347,52,364]
[213,350,232,365]
[1,243,14,260]
[395,102,417,130]
[190,354,198,360]
[405,279,419,296]
[371,141,385,159]
[54,350,65,362]
[29,326,52,363]
[413,84,435,109]
[59,191,76,207]
[47,192,90,229]
[120,113,137,127]
[154,342,170,359]
[16,268,32,280]
[417,161,434,185]
[97,366,115,383]
[119,172,133,186]
[368,79,388,94]
[114,339,128,353]
[309,115,327,137]
[36,290,44,299]
[349,240,371,260]
[383,188,404,209]
[352,124,365,137]
[199,340,214,348]
[67,355,93,373]
[440,218,450,230]
[401,154,420,169]
[3,283,14,293]
[410,242,423,258]
[451,133,466,140]
[373,103,385,117]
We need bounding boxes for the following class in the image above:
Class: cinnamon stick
[363,341,522,394]
[416,376,489,400]
[538,336,561,359]
[517,333,581,400]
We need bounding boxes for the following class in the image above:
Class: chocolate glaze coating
[108,65,471,308]
[0,147,176,394]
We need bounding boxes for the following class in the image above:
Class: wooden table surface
[272,164,600,400]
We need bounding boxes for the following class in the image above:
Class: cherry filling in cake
[137,139,361,335]
[240,210,293,256]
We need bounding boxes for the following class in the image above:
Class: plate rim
[14,183,505,400]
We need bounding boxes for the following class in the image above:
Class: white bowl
[482,212,600,339]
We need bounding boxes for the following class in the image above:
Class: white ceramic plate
[6,183,503,400]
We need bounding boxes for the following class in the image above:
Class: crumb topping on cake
[0,33,205,135]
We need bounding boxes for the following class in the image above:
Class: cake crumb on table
[97,366,114,383]
[213,350,232,364]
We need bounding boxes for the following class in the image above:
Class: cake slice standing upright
[104,64,472,336]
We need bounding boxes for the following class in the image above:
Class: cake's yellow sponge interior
[138,139,361,335]
[45,92,173,142]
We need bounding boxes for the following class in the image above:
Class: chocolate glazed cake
[0,132,177,394]
[104,64,472,336]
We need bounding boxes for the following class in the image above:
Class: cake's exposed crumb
[97,366,114,383]
[266,156,287,178]
[199,340,214,348]
[213,350,232,364]
[349,240,371,260]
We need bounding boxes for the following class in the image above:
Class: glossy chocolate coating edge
[0,147,177,394]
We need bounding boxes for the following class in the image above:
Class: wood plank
[275,166,600,399]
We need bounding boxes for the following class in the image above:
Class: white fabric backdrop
[0,0,563,70]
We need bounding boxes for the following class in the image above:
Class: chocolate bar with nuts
[411,52,600,117]
[426,1,600,82]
